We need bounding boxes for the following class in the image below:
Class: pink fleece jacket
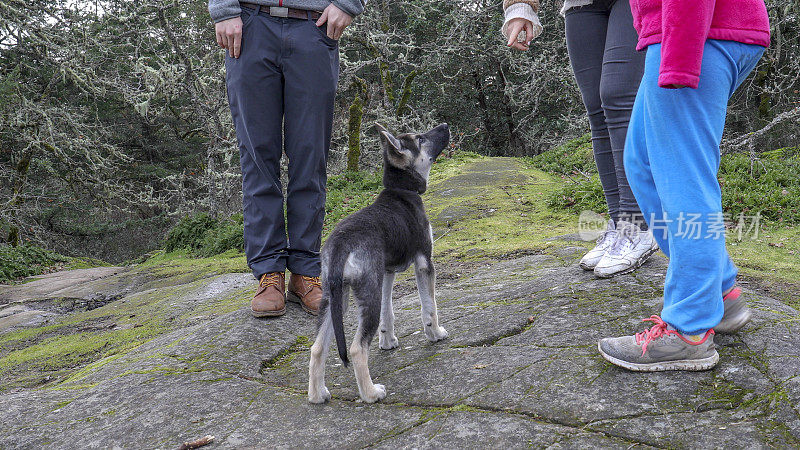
[630,0,771,88]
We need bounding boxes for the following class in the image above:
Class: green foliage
[163,213,244,257]
[531,136,800,224]
[162,170,385,258]
[526,134,605,214]
[164,214,217,253]
[546,176,607,214]
[197,214,246,258]
[720,151,800,223]
[0,245,68,284]
[323,171,383,238]
[527,134,595,176]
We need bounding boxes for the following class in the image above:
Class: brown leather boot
[251,272,286,317]
[287,274,322,316]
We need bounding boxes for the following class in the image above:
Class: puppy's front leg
[379,272,399,350]
[414,254,448,342]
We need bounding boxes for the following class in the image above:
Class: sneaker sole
[598,342,719,372]
[287,291,319,316]
[594,245,659,279]
[714,309,752,334]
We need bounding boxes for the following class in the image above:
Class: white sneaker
[594,220,658,278]
[579,220,617,271]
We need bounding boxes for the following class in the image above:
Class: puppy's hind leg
[379,271,399,350]
[415,254,448,342]
[308,307,334,404]
[350,275,386,403]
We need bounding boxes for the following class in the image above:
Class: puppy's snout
[432,124,450,159]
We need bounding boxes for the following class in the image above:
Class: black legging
[565,0,646,229]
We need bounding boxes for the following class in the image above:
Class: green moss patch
[0,270,253,392]
[260,335,312,372]
[425,157,588,262]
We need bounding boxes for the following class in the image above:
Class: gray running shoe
[579,220,617,271]
[598,315,718,372]
[594,220,658,278]
[714,288,752,334]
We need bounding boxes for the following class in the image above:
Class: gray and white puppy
[308,123,451,404]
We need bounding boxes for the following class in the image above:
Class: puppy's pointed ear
[374,122,390,135]
[376,124,410,167]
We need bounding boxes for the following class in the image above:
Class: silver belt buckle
[269,6,289,17]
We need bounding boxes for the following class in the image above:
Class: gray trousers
[565,0,646,228]
[226,5,339,278]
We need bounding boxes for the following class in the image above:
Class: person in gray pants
[502,0,658,278]
[208,0,365,317]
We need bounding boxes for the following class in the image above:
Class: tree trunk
[472,69,499,153]
[396,70,417,117]
[347,94,364,172]
[5,150,32,246]
[496,62,524,155]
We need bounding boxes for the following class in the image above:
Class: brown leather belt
[240,2,322,20]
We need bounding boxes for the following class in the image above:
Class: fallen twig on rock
[177,435,214,450]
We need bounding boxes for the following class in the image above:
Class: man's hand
[215,16,243,58]
[316,3,352,40]
[506,18,533,51]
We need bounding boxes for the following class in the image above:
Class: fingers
[214,17,244,57]
[316,9,328,26]
[506,22,522,47]
[232,31,241,58]
[319,4,352,40]
[523,21,534,46]
[224,26,241,58]
[335,14,352,39]
[333,22,344,40]
[220,31,229,52]
[330,18,345,39]
[226,30,236,56]
[510,41,529,51]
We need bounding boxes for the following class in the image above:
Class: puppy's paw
[425,325,449,342]
[361,383,387,403]
[308,385,332,404]
[379,334,399,350]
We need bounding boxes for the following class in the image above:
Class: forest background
[1,0,798,269]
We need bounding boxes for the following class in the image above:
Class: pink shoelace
[634,315,713,356]
[635,315,680,356]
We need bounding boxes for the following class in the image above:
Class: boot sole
[714,309,752,334]
[598,342,719,372]
[251,307,286,317]
[594,245,659,279]
[287,291,319,316]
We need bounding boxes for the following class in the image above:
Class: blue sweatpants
[624,40,764,335]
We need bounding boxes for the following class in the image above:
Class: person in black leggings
[503,0,659,278]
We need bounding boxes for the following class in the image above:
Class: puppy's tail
[326,252,350,367]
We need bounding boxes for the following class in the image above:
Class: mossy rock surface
[2,157,800,447]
